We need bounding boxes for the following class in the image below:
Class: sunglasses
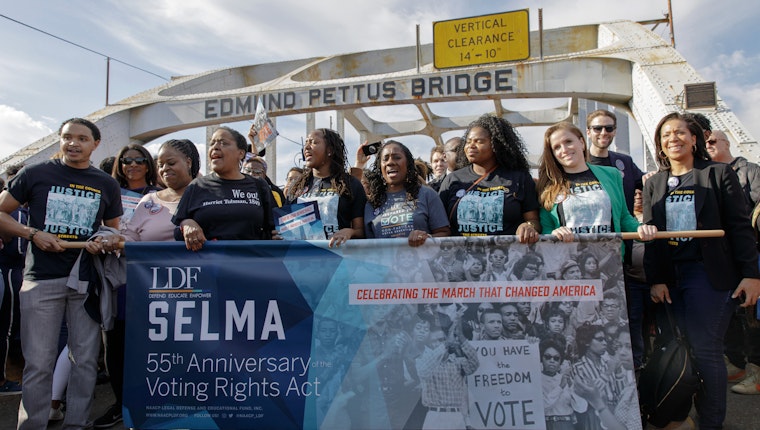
[121,157,148,165]
[543,353,561,361]
[590,125,616,133]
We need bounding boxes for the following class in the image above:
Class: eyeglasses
[590,125,616,133]
[441,245,454,251]
[120,157,148,165]
[593,335,607,342]
[601,303,620,309]
[706,138,726,145]
[543,353,561,361]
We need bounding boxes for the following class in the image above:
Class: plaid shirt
[416,341,479,408]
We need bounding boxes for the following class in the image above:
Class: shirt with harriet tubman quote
[173,173,274,241]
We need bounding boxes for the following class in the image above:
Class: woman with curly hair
[539,337,582,430]
[363,140,449,246]
[287,128,366,247]
[438,114,540,242]
[511,252,544,281]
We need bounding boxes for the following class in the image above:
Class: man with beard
[586,110,644,211]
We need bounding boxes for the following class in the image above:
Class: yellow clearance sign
[433,9,530,69]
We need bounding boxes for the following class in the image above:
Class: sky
[1,0,759,184]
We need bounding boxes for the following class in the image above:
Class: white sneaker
[724,355,746,383]
[49,405,64,421]
[731,362,760,395]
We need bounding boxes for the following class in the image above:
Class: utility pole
[637,0,676,48]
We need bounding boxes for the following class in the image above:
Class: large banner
[124,236,640,429]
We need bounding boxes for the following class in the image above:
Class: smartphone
[362,141,382,156]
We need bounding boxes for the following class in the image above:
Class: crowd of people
[0,109,758,430]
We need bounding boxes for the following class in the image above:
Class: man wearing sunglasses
[706,130,760,209]
[586,109,644,211]
[586,109,646,371]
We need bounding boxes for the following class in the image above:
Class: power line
[0,13,169,82]
[3,12,308,154]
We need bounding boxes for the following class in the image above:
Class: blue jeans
[624,276,653,368]
[670,261,737,430]
[16,277,100,430]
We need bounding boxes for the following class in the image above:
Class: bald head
[706,130,733,163]
[444,137,463,172]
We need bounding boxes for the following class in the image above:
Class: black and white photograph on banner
[334,234,638,430]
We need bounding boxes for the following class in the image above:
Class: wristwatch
[28,228,39,241]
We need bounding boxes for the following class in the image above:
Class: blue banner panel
[124,241,333,429]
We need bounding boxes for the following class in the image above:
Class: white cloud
[4,0,760,176]
[697,50,760,140]
[0,105,53,160]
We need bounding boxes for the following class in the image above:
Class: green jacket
[540,163,640,256]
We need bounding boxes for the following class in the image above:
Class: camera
[362,141,382,156]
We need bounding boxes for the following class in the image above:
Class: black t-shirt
[664,171,700,261]
[589,155,612,167]
[438,166,539,236]
[173,173,274,240]
[290,174,367,239]
[557,169,613,233]
[8,159,123,280]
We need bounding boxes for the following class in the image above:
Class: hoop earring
[692,145,697,154]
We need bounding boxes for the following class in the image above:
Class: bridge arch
[3,20,756,179]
